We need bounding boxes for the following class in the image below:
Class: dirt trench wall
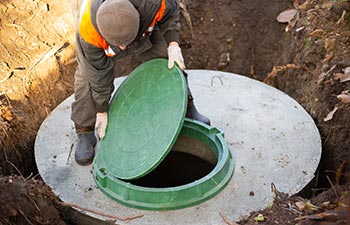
[180,0,350,186]
[0,0,78,175]
[271,1,350,186]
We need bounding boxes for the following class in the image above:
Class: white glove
[95,112,108,139]
[167,42,185,70]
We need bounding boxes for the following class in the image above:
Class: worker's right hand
[95,112,108,140]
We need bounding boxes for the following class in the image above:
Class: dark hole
[127,151,216,188]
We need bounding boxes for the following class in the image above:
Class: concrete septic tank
[35,70,322,225]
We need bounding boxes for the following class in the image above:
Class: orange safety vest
[79,0,166,57]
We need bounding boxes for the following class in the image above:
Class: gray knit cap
[96,0,140,46]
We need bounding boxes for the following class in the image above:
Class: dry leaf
[0,107,14,122]
[334,67,350,83]
[322,54,333,63]
[341,67,350,82]
[295,211,343,221]
[254,214,265,222]
[309,28,325,37]
[285,12,299,32]
[277,9,298,23]
[337,93,350,104]
[298,0,310,10]
[322,2,334,9]
[324,38,336,51]
[305,201,320,211]
[295,201,306,211]
[334,73,345,80]
[324,106,338,122]
[320,201,330,209]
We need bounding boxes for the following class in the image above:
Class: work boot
[186,95,211,126]
[182,70,211,126]
[74,132,97,166]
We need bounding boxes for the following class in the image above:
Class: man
[72,0,210,165]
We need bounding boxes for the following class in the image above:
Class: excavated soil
[0,176,65,225]
[0,0,349,224]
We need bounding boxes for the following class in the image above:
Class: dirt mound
[237,184,350,225]
[267,0,350,187]
[0,175,65,225]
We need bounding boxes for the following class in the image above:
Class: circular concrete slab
[35,70,321,225]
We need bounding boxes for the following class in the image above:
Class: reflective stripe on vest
[145,0,166,35]
[80,0,166,57]
[104,46,116,57]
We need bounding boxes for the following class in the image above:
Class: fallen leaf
[298,0,310,10]
[285,12,299,32]
[305,201,320,211]
[337,93,350,104]
[322,54,333,63]
[309,28,325,37]
[295,201,306,211]
[320,201,330,209]
[295,211,343,221]
[322,2,334,9]
[0,107,14,122]
[254,214,265,222]
[324,38,336,51]
[277,9,298,23]
[334,73,345,80]
[324,107,338,122]
[334,73,350,83]
[334,67,350,83]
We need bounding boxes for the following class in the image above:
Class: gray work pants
[71,29,168,132]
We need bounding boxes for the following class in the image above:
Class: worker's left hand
[95,112,108,140]
[167,42,185,70]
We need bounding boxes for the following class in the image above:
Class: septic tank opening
[126,135,218,188]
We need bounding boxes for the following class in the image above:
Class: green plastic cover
[97,59,187,180]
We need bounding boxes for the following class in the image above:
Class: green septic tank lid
[97,59,187,180]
